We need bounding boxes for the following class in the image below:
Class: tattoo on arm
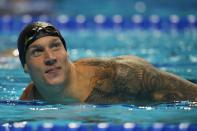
[142,66,197,102]
[84,60,118,103]
[85,62,146,104]
[83,59,197,103]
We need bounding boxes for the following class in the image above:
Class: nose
[44,49,57,66]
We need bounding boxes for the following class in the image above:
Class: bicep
[142,66,197,101]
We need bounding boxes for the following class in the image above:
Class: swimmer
[18,21,197,104]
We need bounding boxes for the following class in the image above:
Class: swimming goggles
[24,23,61,52]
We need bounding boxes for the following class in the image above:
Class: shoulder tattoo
[85,62,146,103]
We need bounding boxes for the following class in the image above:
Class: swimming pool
[0,15,197,130]
[0,0,197,130]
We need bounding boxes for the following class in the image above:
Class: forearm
[142,66,197,102]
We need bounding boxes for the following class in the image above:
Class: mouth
[45,66,61,74]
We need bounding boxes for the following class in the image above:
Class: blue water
[0,101,197,126]
[0,27,196,126]
[54,0,197,17]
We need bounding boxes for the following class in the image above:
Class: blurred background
[0,0,197,16]
[0,0,196,33]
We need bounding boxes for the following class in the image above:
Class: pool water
[0,26,197,127]
[0,101,197,126]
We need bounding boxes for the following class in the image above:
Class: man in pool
[18,21,197,104]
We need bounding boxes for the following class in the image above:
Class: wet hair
[17,21,67,67]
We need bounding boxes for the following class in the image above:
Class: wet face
[24,36,70,89]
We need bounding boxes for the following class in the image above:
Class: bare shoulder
[75,56,197,104]
[74,57,112,65]
[74,55,154,87]
[20,83,35,100]
[20,83,43,101]
[74,57,118,74]
[111,55,152,66]
[79,56,154,104]
[74,55,152,67]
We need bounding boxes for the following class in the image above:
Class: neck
[35,61,80,103]
[67,64,94,102]
[64,63,86,101]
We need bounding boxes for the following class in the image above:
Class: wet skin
[24,36,75,102]
[20,36,197,104]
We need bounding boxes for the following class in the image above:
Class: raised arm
[142,66,197,102]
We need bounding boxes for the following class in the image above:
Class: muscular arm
[82,56,197,104]
[142,66,197,102]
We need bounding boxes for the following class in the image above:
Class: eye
[31,48,43,57]
[51,42,61,50]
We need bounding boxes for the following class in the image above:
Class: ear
[24,64,29,73]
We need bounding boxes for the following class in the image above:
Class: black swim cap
[17,21,67,67]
